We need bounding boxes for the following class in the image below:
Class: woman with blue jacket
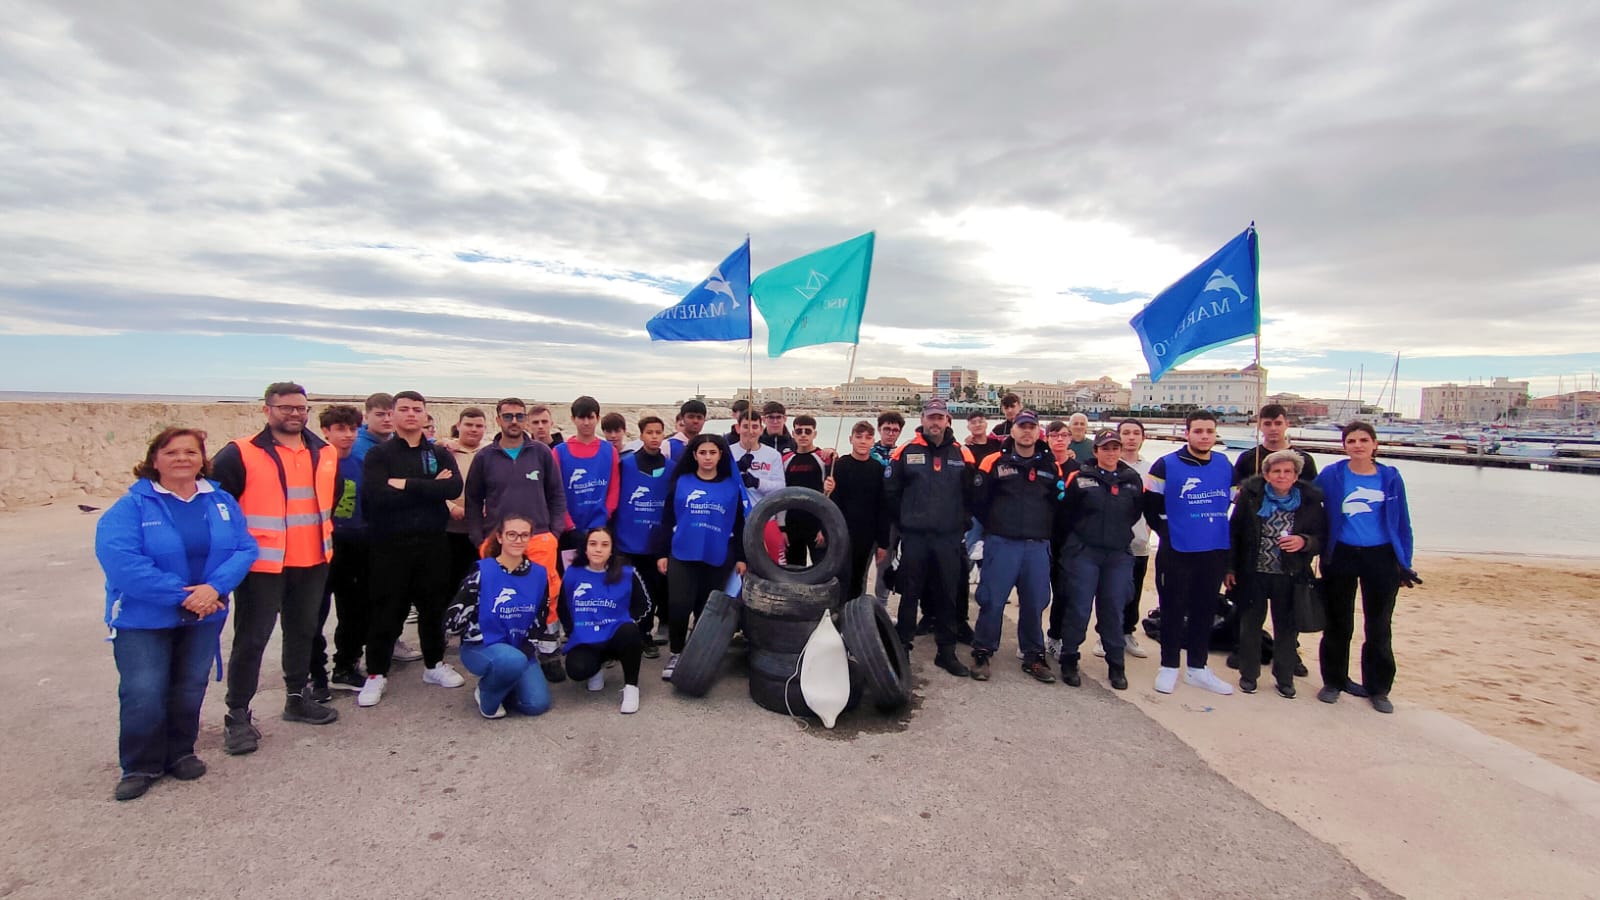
[95,428,258,801]
[1313,422,1416,714]
[445,514,554,719]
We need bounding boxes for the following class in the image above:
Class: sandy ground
[3,500,1598,897]
[1393,553,1600,782]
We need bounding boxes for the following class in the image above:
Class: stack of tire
[670,487,912,719]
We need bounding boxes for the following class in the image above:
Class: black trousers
[564,621,645,686]
[1237,571,1297,685]
[225,564,328,710]
[666,558,731,654]
[623,552,667,641]
[445,531,480,596]
[367,533,449,675]
[1320,543,1400,696]
[312,535,370,676]
[842,534,876,604]
[786,520,822,568]
[895,530,963,649]
[1155,546,1228,670]
[1126,554,1150,635]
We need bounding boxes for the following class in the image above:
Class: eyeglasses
[793,427,815,435]
[500,413,526,421]
[269,405,312,415]
[501,531,532,541]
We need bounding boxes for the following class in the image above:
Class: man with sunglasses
[463,398,567,551]
[781,415,832,566]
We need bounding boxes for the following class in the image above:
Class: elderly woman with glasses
[1225,449,1328,698]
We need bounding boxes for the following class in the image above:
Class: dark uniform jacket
[1058,460,1144,552]
[882,428,975,542]
[973,440,1060,541]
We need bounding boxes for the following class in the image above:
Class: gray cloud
[1,0,1597,402]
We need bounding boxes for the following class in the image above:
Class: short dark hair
[1046,420,1068,434]
[600,412,627,432]
[679,399,707,416]
[495,397,525,415]
[264,382,306,403]
[458,407,486,422]
[571,395,600,418]
[1000,393,1021,408]
[1259,403,1288,421]
[638,415,665,432]
[134,427,211,481]
[1185,409,1218,427]
[966,411,987,423]
[761,401,786,416]
[794,415,816,429]
[851,420,874,437]
[318,404,362,430]
[364,392,395,412]
[394,390,426,406]
[1117,418,1145,435]
[736,408,761,424]
[876,411,904,427]
[731,399,750,415]
[1342,421,1378,442]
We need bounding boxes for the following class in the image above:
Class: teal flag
[750,231,875,357]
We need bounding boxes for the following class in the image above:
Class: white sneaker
[474,685,505,719]
[405,608,418,624]
[1125,633,1149,659]
[357,674,387,707]
[1154,666,1179,694]
[1185,666,1235,695]
[392,639,423,662]
[1014,647,1026,660]
[620,684,640,714]
[662,653,680,681]
[422,661,465,688]
[1045,637,1062,659]
[586,672,605,692]
[1092,637,1106,658]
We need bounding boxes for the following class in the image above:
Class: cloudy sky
[3,1,1597,414]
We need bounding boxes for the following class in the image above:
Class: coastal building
[1266,393,1330,420]
[1421,377,1530,422]
[1528,390,1600,421]
[1063,376,1131,411]
[932,366,980,400]
[1131,364,1265,414]
[1008,380,1072,410]
[837,376,930,405]
[735,386,841,407]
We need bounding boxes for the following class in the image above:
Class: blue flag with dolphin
[1129,225,1260,383]
[646,240,752,342]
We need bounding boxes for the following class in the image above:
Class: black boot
[1108,666,1128,691]
[934,647,970,678]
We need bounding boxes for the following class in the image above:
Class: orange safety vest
[232,437,337,573]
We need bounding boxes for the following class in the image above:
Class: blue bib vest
[615,451,671,556]
[475,558,549,648]
[670,474,741,566]
[1162,452,1232,553]
[560,565,634,652]
[554,441,615,531]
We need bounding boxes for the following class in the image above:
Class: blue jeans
[113,620,225,778]
[972,534,1051,659]
[1060,545,1134,668]
[460,641,551,716]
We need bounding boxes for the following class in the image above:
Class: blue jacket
[1315,460,1414,569]
[351,424,387,464]
[95,479,259,631]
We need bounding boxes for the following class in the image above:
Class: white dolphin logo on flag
[705,267,740,309]
[1203,269,1249,305]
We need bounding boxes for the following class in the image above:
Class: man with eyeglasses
[462,397,566,659]
[210,382,340,753]
[759,401,798,455]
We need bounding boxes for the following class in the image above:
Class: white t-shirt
[728,443,785,506]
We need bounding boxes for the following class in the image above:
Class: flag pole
[827,342,859,479]
[1252,222,1264,472]
[746,234,755,411]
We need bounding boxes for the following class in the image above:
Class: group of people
[95,385,1415,802]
